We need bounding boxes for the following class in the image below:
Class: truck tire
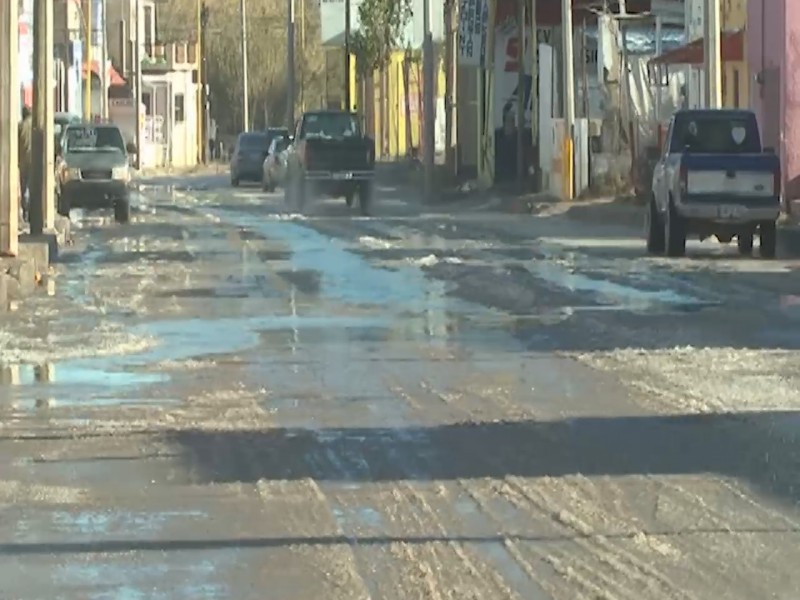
[294,176,307,212]
[760,221,777,258]
[56,190,70,218]
[357,182,373,216]
[114,197,130,224]
[665,200,686,257]
[737,230,754,255]
[646,197,665,254]
[283,175,293,206]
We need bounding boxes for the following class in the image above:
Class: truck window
[300,113,360,140]
[672,114,761,154]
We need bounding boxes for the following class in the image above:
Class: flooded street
[3,174,800,599]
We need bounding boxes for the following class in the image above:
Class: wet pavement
[3,174,800,599]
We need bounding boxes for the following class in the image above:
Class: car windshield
[66,126,126,153]
[302,113,360,139]
[239,134,269,151]
[673,115,761,154]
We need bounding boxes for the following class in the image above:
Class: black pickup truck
[284,111,375,215]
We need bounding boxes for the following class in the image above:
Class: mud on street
[2,173,800,599]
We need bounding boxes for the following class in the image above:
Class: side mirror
[126,141,137,154]
[765,146,776,154]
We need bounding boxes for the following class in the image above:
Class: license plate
[332,172,353,180]
[717,205,745,219]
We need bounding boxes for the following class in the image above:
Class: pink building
[747,0,800,207]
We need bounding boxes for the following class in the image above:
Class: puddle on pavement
[49,558,226,600]
[0,362,170,412]
[48,509,206,537]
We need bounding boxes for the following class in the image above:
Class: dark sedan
[230,128,290,186]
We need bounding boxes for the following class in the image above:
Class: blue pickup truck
[648,109,781,258]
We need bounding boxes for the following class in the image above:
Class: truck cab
[648,109,781,258]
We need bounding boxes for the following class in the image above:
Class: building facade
[747,0,800,205]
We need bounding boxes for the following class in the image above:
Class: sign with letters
[457,0,488,67]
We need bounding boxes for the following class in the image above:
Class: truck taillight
[679,164,688,194]
[774,168,782,196]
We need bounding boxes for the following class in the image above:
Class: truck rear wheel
[114,197,130,224]
[665,200,686,257]
[646,198,665,254]
[294,177,307,212]
[357,182,373,216]
[737,230,754,255]
[760,221,777,258]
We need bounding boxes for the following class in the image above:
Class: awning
[649,30,744,66]
[82,61,126,86]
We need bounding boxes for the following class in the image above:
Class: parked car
[283,111,375,215]
[230,128,289,186]
[648,109,781,258]
[55,122,135,223]
[261,133,292,191]
[230,132,270,186]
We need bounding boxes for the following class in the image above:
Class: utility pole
[422,0,435,202]
[83,0,92,120]
[100,0,108,119]
[444,0,455,177]
[343,0,351,111]
[300,0,305,112]
[0,0,19,256]
[704,0,721,108]
[240,0,250,131]
[654,15,662,122]
[30,0,55,235]
[530,0,538,190]
[196,0,204,163]
[561,0,575,200]
[134,0,142,169]
[287,0,295,126]
[516,0,525,186]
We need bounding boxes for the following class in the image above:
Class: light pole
[422,0,435,202]
[561,0,575,200]
[344,0,350,111]
[100,0,108,119]
[82,0,92,120]
[30,0,55,236]
[134,0,142,169]
[704,0,722,107]
[0,0,20,257]
[287,0,295,127]
[240,0,250,131]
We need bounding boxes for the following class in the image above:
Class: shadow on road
[164,410,800,508]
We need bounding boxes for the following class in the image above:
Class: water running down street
[2,174,800,598]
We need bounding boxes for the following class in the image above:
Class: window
[144,6,153,48]
[733,68,741,108]
[174,93,185,123]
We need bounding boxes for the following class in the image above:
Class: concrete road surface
[3,174,800,599]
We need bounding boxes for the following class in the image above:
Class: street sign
[458,0,488,67]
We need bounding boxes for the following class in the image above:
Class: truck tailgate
[307,138,370,171]
[682,153,779,197]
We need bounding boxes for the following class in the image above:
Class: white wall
[141,71,198,169]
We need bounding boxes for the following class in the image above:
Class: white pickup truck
[648,109,781,258]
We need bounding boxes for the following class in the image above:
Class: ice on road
[2,175,800,599]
